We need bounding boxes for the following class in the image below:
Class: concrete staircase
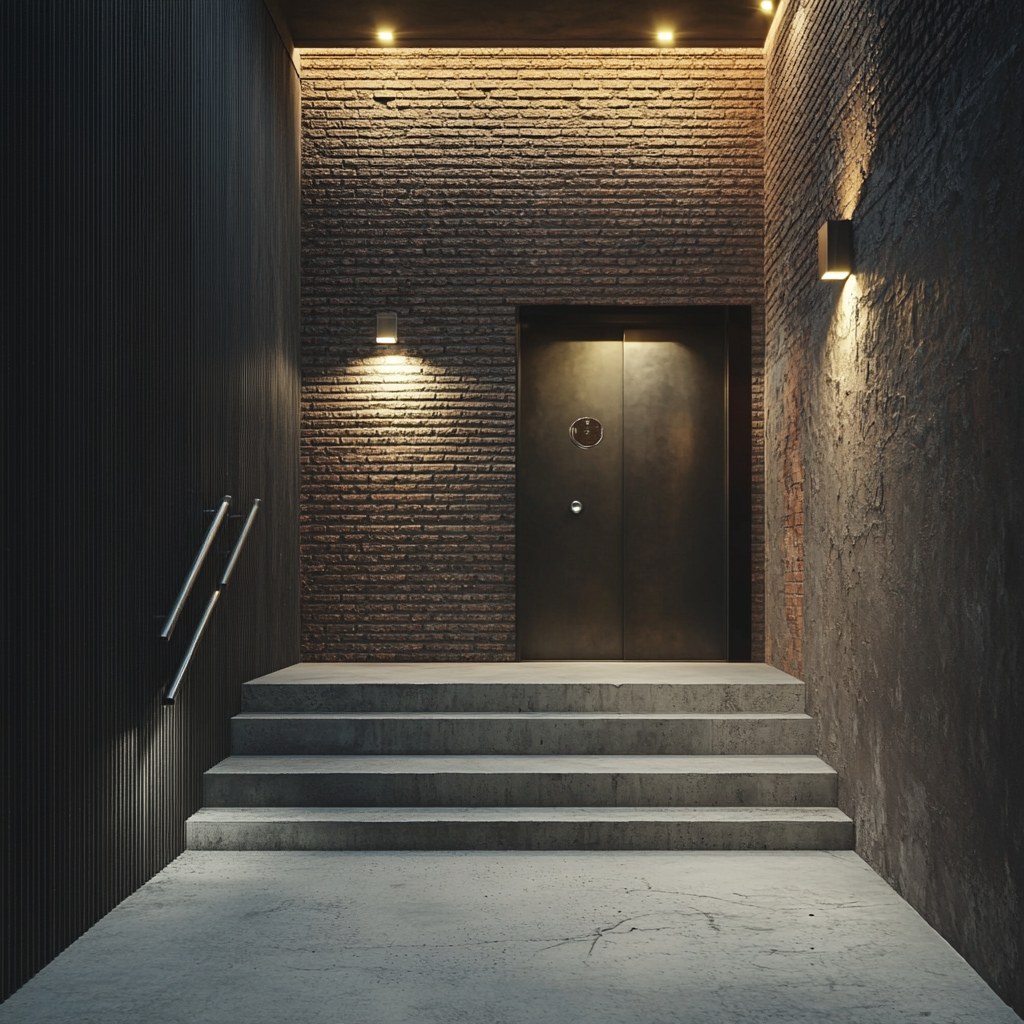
[186,662,854,851]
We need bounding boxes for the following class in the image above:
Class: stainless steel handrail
[163,591,221,704]
[220,498,261,587]
[163,498,261,705]
[160,495,232,640]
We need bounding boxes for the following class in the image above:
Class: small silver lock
[570,500,583,514]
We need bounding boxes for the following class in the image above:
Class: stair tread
[244,662,800,686]
[189,805,851,822]
[235,712,812,721]
[207,754,836,774]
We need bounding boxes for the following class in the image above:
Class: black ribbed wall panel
[0,1,301,1000]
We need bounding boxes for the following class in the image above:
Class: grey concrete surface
[231,712,815,755]
[203,754,839,808]
[3,850,1018,1024]
[215,663,848,852]
[242,662,805,713]
[187,805,854,851]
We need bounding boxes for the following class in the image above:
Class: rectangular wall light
[818,220,853,280]
[376,312,398,344]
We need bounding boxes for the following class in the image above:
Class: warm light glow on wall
[656,29,675,45]
[760,1,774,12]
[351,352,426,380]
[377,29,394,44]
[826,273,864,384]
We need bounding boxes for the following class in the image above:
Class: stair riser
[204,772,837,808]
[242,683,805,715]
[187,818,853,851]
[231,718,815,756]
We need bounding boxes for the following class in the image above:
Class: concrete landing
[3,850,1018,1024]
[241,661,806,713]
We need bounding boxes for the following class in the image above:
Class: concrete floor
[4,851,1019,1023]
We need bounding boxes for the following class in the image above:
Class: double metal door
[517,320,729,660]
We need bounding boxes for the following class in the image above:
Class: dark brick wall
[765,0,1024,1013]
[301,49,765,659]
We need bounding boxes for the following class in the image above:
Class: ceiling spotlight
[760,1,774,11]
[656,29,674,44]
[377,29,394,44]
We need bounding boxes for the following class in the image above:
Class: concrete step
[186,805,854,851]
[241,663,804,714]
[231,712,815,756]
[203,754,837,808]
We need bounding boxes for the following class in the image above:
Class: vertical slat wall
[0,0,300,1001]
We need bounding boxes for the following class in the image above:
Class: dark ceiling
[280,0,774,49]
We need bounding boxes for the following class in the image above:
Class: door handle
[570,500,583,514]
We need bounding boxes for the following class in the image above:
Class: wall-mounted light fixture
[818,220,853,280]
[376,312,398,344]
[760,1,774,12]
[377,28,395,44]
[656,29,675,45]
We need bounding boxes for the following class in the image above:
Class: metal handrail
[220,498,261,587]
[160,495,232,640]
[163,498,261,705]
[163,591,221,705]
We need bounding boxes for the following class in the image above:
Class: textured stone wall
[301,49,765,660]
[764,0,1023,1012]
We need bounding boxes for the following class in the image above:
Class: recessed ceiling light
[378,29,394,44]
[656,29,674,44]
[760,1,774,12]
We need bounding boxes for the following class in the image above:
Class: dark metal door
[517,338,624,659]
[518,321,728,660]
[622,331,727,659]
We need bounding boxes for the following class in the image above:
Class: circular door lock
[570,417,603,449]
[570,500,583,514]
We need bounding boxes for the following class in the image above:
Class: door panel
[622,332,727,659]
[517,312,734,661]
[517,339,624,659]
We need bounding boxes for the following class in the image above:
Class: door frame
[515,305,753,662]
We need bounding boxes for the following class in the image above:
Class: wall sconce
[819,220,853,280]
[376,312,398,344]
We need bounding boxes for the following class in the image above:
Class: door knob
[570,500,583,514]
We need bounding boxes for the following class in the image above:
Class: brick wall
[765,0,1024,1012]
[301,48,764,660]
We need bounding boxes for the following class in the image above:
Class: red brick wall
[301,49,765,660]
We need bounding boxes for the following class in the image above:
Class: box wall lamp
[818,220,853,280]
[376,312,398,344]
